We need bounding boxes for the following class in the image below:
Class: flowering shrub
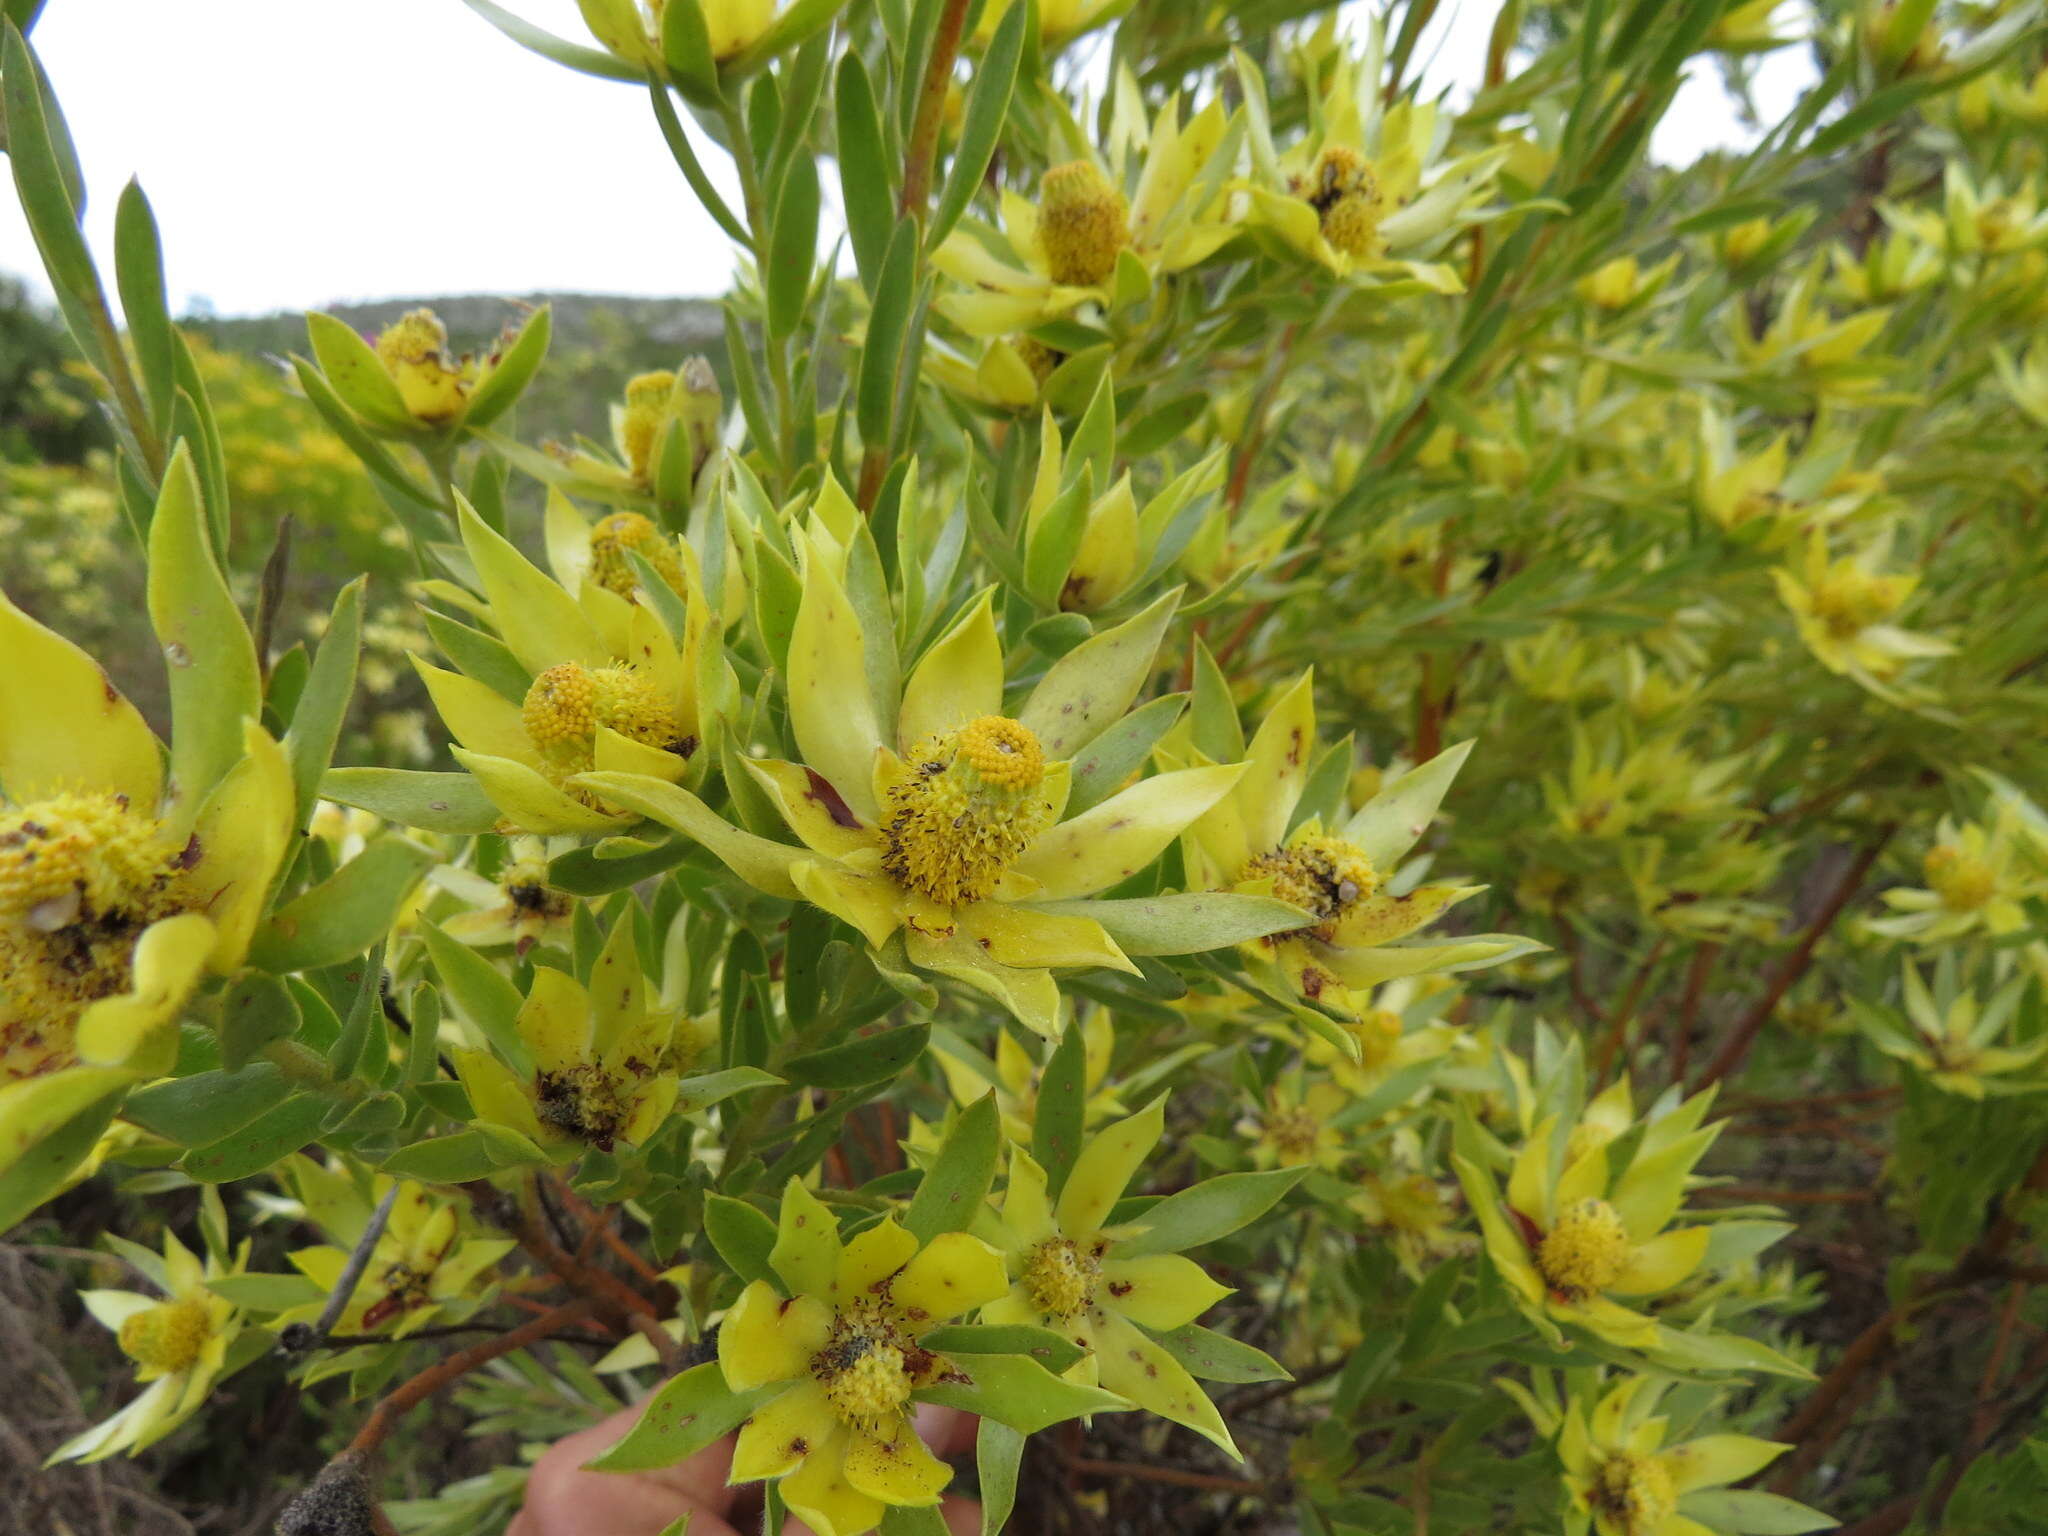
[7,0,2048,1532]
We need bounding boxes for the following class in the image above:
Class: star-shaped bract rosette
[717,1188,1012,1536]
[583,494,1253,1037]
[1171,669,1537,1047]
[411,493,721,836]
[1456,1085,1721,1355]
[986,1098,1261,1460]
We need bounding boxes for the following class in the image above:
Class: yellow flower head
[988,1100,1246,1459]
[1241,832,1379,944]
[1298,146,1385,258]
[1038,160,1129,286]
[1537,1197,1634,1299]
[587,510,686,599]
[1924,842,1995,911]
[881,715,1055,907]
[53,1204,248,1463]
[374,308,470,423]
[430,836,577,954]
[580,524,1243,1037]
[1538,1375,1802,1536]
[1870,811,2042,942]
[119,1296,212,1375]
[1455,1081,1756,1361]
[620,373,679,481]
[720,1189,1011,1536]
[2,451,293,1213]
[0,792,193,1079]
[448,910,701,1160]
[1173,670,1533,1039]
[407,497,718,836]
[522,661,681,788]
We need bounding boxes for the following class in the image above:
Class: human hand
[505,1402,981,1536]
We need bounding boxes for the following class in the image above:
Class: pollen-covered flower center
[118,1297,212,1375]
[521,662,687,799]
[534,1061,629,1148]
[1023,1237,1100,1318]
[588,511,685,598]
[1242,834,1377,942]
[813,1303,922,1431]
[1924,844,1995,910]
[1038,161,1129,286]
[1,792,192,1085]
[1536,1197,1632,1300]
[1590,1450,1677,1535]
[1297,146,1384,258]
[881,716,1055,907]
[1264,1105,1321,1164]
[374,308,468,423]
[1810,568,1907,638]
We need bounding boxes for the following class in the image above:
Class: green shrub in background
[3,0,2048,1533]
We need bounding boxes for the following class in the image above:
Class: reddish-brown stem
[898,0,971,219]
[1694,830,1895,1092]
[1724,1085,1899,1115]
[600,1218,666,1287]
[1593,937,1667,1083]
[1771,1138,2048,1492]
[1769,1307,1907,1487]
[1668,941,1719,1085]
[517,1184,649,1311]
[347,1299,594,1456]
[1973,1281,2028,1440]
[1224,325,1299,512]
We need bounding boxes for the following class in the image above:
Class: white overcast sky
[0,1,1813,317]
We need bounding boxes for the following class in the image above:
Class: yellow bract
[52,1216,248,1463]
[720,1190,1008,1536]
[986,1102,1242,1458]
[581,512,1241,1035]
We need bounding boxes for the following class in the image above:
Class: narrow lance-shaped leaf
[904,1090,999,1242]
[147,442,262,834]
[113,179,175,436]
[928,0,1025,248]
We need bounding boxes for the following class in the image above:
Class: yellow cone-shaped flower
[933,86,1238,337]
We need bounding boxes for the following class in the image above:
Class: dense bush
[5,1,2048,1534]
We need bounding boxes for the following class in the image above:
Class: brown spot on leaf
[803,769,862,828]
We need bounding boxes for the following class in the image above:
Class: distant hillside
[190,293,731,446]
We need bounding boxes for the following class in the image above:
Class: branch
[346,1298,594,1456]
[1693,829,1894,1092]
[898,0,972,219]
